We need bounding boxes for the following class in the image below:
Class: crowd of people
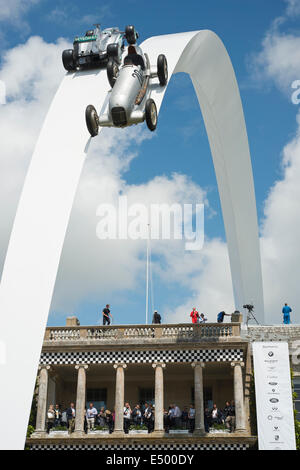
[45,402,155,434]
[46,402,114,434]
[102,304,229,326]
[45,400,236,434]
[102,304,232,326]
[164,401,236,433]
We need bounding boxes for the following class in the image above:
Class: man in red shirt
[190,307,199,324]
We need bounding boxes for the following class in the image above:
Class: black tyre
[62,49,75,71]
[125,25,137,45]
[145,99,157,132]
[85,105,99,137]
[107,43,121,63]
[107,59,119,88]
[157,54,168,86]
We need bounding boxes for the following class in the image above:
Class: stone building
[27,315,300,451]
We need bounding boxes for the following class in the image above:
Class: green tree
[249,372,257,436]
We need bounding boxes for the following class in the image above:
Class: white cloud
[0,0,39,32]
[260,111,300,322]
[51,161,209,315]
[250,0,300,94]
[285,0,300,17]
[159,239,233,324]
[0,36,70,273]
[251,30,300,94]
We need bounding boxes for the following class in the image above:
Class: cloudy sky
[0,0,300,326]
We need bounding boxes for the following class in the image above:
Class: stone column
[74,364,88,435]
[113,363,127,436]
[35,365,50,434]
[152,363,166,435]
[231,361,246,432]
[191,362,205,435]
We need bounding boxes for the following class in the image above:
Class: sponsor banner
[253,342,296,450]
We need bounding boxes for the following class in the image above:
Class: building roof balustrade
[43,322,242,347]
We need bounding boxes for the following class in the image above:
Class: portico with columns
[29,318,255,449]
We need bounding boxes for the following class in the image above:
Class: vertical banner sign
[253,342,296,450]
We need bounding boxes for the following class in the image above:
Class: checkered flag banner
[40,348,243,365]
[30,443,249,451]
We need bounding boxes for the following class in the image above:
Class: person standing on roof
[217,311,231,323]
[282,303,292,324]
[152,310,161,324]
[102,304,113,325]
[199,313,207,323]
[190,308,199,324]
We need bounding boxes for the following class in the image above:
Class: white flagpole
[146,224,150,325]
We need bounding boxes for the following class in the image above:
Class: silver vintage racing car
[85,26,168,134]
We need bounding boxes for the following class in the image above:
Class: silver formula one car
[85,26,168,135]
[62,24,126,71]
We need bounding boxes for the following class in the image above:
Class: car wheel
[85,105,99,137]
[157,54,168,86]
[107,59,119,88]
[107,43,121,64]
[125,25,137,45]
[145,98,157,132]
[62,49,75,71]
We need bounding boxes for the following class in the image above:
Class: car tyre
[107,43,121,64]
[62,49,75,71]
[125,25,137,45]
[145,98,157,132]
[107,59,119,88]
[86,105,99,137]
[157,54,168,86]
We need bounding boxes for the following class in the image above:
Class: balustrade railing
[44,323,240,343]
[48,329,81,341]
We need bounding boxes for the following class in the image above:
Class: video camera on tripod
[243,304,254,312]
[243,303,259,326]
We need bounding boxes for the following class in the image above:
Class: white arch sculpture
[0,30,264,449]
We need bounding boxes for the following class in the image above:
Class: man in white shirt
[123,402,132,434]
[173,404,182,428]
[167,405,175,428]
[86,403,98,432]
[211,403,222,425]
[199,313,207,323]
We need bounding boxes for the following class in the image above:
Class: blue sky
[1,0,300,326]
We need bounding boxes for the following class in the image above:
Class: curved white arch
[0,30,264,449]
[142,31,264,320]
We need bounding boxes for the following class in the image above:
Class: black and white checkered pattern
[40,349,243,365]
[30,443,249,451]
